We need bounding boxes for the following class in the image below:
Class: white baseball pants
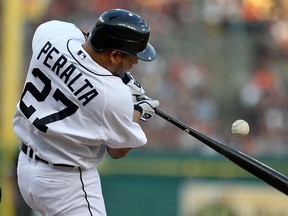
[17,151,107,216]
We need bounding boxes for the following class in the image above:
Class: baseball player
[13,9,159,216]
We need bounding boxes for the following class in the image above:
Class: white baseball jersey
[13,20,147,169]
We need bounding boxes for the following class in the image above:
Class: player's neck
[82,43,108,69]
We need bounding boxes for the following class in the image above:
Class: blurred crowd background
[1,0,288,215]
[8,0,288,157]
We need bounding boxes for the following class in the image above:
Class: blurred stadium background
[1,0,288,215]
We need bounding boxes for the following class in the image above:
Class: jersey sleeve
[100,84,147,149]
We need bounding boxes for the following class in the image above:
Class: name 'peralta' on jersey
[13,21,147,169]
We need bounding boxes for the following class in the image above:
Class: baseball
[231,119,249,136]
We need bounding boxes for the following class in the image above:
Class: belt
[21,143,75,168]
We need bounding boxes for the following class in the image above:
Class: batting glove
[134,95,160,121]
[121,72,145,103]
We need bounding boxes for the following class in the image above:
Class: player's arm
[105,74,159,159]
[106,147,132,159]
[106,110,141,159]
[106,98,159,159]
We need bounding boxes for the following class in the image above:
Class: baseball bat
[155,108,288,195]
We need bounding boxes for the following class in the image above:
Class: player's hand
[134,95,160,121]
[122,72,145,103]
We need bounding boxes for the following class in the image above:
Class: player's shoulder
[104,79,135,118]
[33,20,84,49]
[35,20,81,36]
[105,76,132,103]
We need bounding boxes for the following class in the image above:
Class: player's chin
[113,62,128,76]
[117,72,126,78]
[112,67,127,77]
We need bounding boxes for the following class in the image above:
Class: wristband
[134,105,143,114]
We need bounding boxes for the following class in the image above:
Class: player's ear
[109,50,122,64]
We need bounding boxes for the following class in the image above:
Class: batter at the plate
[13,9,159,216]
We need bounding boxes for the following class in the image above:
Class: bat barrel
[155,108,288,196]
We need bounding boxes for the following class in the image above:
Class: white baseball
[231,119,249,136]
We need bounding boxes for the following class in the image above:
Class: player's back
[13,21,145,168]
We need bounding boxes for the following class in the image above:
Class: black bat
[155,108,288,195]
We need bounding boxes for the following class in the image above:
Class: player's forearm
[133,109,142,123]
[106,146,132,159]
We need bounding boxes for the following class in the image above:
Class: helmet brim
[136,43,156,61]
